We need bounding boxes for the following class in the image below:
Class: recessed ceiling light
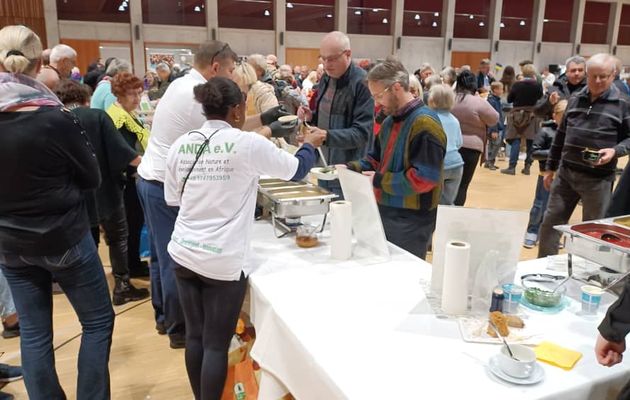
[479,21,485,26]
[326,13,333,18]
[382,18,388,24]
[194,5,201,12]
[415,14,420,20]
[354,10,362,15]
[118,5,125,11]
[469,14,474,20]
[500,22,505,28]
[287,2,293,8]
[372,8,379,12]
[434,12,439,17]
[520,20,526,26]
[432,21,438,27]
[264,9,270,16]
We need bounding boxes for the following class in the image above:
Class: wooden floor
[1,155,625,399]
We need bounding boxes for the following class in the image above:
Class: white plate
[310,167,338,181]
[457,316,543,345]
[488,355,545,385]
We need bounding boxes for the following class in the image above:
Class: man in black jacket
[301,31,375,197]
[534,55,586,119]
[537,53,630,258]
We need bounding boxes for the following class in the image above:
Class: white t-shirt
[138,68,207,182]
[164,120,299,281]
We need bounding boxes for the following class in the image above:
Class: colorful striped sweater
[348,100,446,210]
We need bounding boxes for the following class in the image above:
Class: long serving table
[247,220,630,399]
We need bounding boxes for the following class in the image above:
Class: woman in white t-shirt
[164,77,325,399]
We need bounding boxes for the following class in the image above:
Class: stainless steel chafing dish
[555,215,630,275]
[257,178,338,236]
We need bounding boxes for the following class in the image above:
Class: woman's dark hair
[54,80,91,105]
[500,65,516,92]
[456,70,477,97]
[193,77,244,119]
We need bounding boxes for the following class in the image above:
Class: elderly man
[476,58,495,90]
[537,53,630,257]
[346,58,446,259]
[137,41,294,349]
[148,62,171,100]
[266,54,278,72]
[37,44,77,90]
[302,31,375,197]
[535,55,587,119]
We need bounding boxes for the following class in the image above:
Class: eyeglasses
[588,73,612,82]
[320,50,348,63]
[210,43,230,65]
[372,85,391,100]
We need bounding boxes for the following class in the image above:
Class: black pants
[454,148,481,206]
[91,205,130,278]
[378,205,437,260]
[174,265,248,400]
[124,177,144,271]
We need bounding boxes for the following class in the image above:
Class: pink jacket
[451,93,499,153]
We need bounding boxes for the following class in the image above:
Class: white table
[247,220,630,400]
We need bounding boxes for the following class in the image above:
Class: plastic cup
[502,284,524,314]
[581,285,603,315]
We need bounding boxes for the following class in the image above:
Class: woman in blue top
[428,84,464,205]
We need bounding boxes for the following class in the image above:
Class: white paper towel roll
[330,201,352,260]
[441,240,471,315]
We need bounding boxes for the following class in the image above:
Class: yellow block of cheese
[534,341,583,370]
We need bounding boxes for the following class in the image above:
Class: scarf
[0,72,62,111]
[106,103,149,150]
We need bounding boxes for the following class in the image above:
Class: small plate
[310,167,338,181]
[488,355,545,385]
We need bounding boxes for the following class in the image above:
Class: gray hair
[409,74,422,96]
[156,62,170,73]
[248,53,267,72]
[565,55,586,68]
[367,57,410,91]
[425,75,443,90]
[440,66,457,85]
[105,58,131,77]
[428,84,455,111]
[322,31,351,51]
[586,53,616,74]
[0,25,42,74]
[50,44,77,63]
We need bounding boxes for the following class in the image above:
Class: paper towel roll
[330,201,352,260]
[441,240,471,315]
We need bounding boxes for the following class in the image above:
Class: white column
[275,0,286,64]
[442,0,456,67]
[531,0,546,68]
[571,0,586,55]
[489,0,503,60]
[335,0,348,33]
[206,0,219,41]
[609,1,623,55]
[392,0,404,56]
[42,0,60,47]
[129,0,146,76]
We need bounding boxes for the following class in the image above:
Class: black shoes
[484,162,498,170]
[128,260,150,278]
[112,277,150,306]
[500,167,516,175]
[1,322,19,339]
[521,165,531,175]
[155,322,167,335]
[169,333,186,349]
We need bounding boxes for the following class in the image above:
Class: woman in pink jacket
[450,70,499,206]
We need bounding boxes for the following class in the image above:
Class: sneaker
[112,277,150,306]
[1,322,19,339]
[500,168,516,175]
[169,333,186,349]
[0,364,22,383]
[155,322,167,335]
[523,239,536,249]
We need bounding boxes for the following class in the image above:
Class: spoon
[550,275,571,294]
[489,320,520,361]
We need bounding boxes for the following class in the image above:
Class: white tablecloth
[247,220,630,400]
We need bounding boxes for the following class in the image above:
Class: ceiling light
[479,21,485,27]
[469,14,474,20]
[434,12,439,17]
[194,5,201,12]
[372,8,379,12]
[326,13,333,18]
[354,10,362,15]
[544,18,549,23]
[118,4,125,11]
[500,22,505,28]
[432,21,438,27]
[264,9,270,16]
[415,14,420,20]
[287,2,293,8]
[382,18,388,24]
[520,20,526,26]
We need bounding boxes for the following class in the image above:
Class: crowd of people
[1,22,630,400]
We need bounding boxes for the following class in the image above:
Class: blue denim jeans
[526,175,551,240]
[0,233,114,400]
[507,138,533,169]
[136,178,185,335]
[440,166,463,205]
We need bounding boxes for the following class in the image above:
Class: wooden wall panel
[60,39,101,76]
[0,0,47,48]
[286,48,320,71]
[450,51,491,71]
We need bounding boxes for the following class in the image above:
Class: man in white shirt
[137,40,295,349]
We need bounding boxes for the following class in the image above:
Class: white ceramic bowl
[497,344,537,379]
[310,167,338,181]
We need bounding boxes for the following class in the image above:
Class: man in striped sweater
[347,58,446,260]
[538,53,630,257]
